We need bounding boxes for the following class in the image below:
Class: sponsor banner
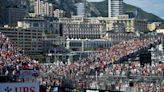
[0,82,39,92]
[20,70,39,79]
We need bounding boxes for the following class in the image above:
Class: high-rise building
[35,0,53,16]
[36,0,41,15]
[108,0,123,17]
[44,2,49,16]
[48,3,53,16]
[76,3,85,17]
[40,1,45,15]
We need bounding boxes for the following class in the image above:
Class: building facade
[147,22,161,31]
[44,17,60,35]
[0,27,43,53]
[17,17,60,35]
[53,9,65,18]
[76,3,85,17]
[62,22,106,39]
[66,38,112,51]
[102,16,148,32]
[44,2,53,16]
[59,16,84,23]
[35,0,53,16]
[43,36,66,53]
[17,16,61,55]
[104,31,138,44]
[36,0,41,15]
[17,17,45,31]
[0,8,28,26]
[108,0,124,17]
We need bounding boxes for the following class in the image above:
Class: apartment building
[97,16,148,32]
[108,0,123,17]
[62,22,106,39]
[17,16,60,35]
[0,27,43,53]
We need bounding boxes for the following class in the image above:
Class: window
[33,23,39,27]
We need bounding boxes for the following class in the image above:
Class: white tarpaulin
[0,82,39,92]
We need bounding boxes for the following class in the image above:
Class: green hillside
[124,3,163,22]
[51,0,163,22]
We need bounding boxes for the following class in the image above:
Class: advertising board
[0,82,39,92]
[20,70,39,79]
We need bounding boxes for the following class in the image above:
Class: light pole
[47,53,52,63]
[95,70,98,89]
[54,48,56,62]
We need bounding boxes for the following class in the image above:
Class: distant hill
[91,0,163,22]
[124,3,163,22]
[49,0,163,22]
[47,0,100,17]
[1,0,163,22]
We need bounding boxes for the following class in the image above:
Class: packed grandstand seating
[0,32,163,92]
[0,32,39,81]
[39,36,163,91]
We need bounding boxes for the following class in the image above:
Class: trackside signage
[0,82,39,92]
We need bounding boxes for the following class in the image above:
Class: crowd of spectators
[0,32,39,82]
[95,77,163,92]
[38,37,163,91]
[106,62,163,76]
[96,37,160,62]
[0,31,163,91]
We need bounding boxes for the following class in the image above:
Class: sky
[87,0,164,19]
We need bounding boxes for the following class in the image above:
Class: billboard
[0,82,39,92]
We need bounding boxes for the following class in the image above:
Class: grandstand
[0,32,163,92]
